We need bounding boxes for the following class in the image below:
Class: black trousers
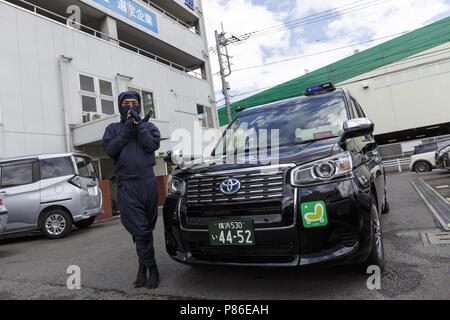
[117,178,159,267]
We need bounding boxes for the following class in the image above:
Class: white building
[0,0,218,186]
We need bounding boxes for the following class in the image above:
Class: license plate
[208,220,255,246]
[88,187,98,196]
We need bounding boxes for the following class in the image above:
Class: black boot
[134,264,147,288]
[145,264,159,289]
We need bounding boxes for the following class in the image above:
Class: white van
[0,153,103,239]
[0,196,7,233]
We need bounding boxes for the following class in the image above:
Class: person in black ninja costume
[102,91,161,289]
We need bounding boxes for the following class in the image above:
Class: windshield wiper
[292,135,339,145]
[274,135,339,148]
[223,135,339,155]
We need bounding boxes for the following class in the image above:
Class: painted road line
[411,178,450,232]
[435,185,449,189]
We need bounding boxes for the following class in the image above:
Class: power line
[240,0,392,40]
[241,0,368,36]
[209,0,391,52]
[230,31,410,73]
[216,0,392,50]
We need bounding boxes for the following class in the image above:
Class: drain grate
[420,232,450,246]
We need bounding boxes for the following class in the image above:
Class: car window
[437,140,450,148]
[40,157,74,180]
[423,143,437,153]
[1,163,34,188]
[350,98,362,118]
[74,156,97,178]
[354,99,366,117]
[415,143,437,154]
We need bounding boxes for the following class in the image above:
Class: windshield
[214,96,348,156]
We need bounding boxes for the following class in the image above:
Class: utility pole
[215,25,232,123]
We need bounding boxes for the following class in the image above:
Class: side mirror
[163,149,186,170]
[340,118,374,144]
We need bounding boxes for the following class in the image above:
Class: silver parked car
[0,153,103,239]
[0,196,7,233]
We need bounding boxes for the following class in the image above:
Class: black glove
[143,110,155,122]
[124,116,136,136]
[131,109,142,123]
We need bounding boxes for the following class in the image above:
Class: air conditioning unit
[90,112,103,121]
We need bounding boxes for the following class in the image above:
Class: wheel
[74,217,95,229]
[414,161,431,173]
[382,193,390,214]
[359,198,385,273]
[41,209,73,239]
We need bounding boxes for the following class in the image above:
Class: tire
[74,217,95,229]
[41,209,73,239]
[413,161,431,173]
[359,198,385,273]
[382,193,390,214]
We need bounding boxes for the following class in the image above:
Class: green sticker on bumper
[301,201,328,228]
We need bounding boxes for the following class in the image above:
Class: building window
[128,87,157,120]
[79,74,116,122]
[197,104,214,128]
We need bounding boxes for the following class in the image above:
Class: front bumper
[163,178,372,268]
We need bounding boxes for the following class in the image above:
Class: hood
[118,91,142,122]
[172,137,342,177]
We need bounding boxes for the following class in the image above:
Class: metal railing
[140,0,200,35]
[383,158,411,173]
[8,0,206,80]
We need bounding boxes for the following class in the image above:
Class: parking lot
[422,170,450,201]
[0,171,449,300]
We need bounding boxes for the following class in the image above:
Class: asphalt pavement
[0,171,449,300]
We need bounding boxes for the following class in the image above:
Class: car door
[72,155,102,212]
[0,159,41,232]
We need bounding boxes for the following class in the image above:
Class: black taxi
[163,83,389,271]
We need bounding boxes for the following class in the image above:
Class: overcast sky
[201,0,450,109]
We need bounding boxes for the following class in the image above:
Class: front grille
[188,242,296,264]
[185,201,282,218]
[185,167,287,204]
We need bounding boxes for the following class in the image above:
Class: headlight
[290,152,353,186]
[167,175,186,195]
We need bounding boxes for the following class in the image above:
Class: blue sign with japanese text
[185,0,194,11]
[92,0,158,34]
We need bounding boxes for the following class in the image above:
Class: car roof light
[305,82,336,96]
